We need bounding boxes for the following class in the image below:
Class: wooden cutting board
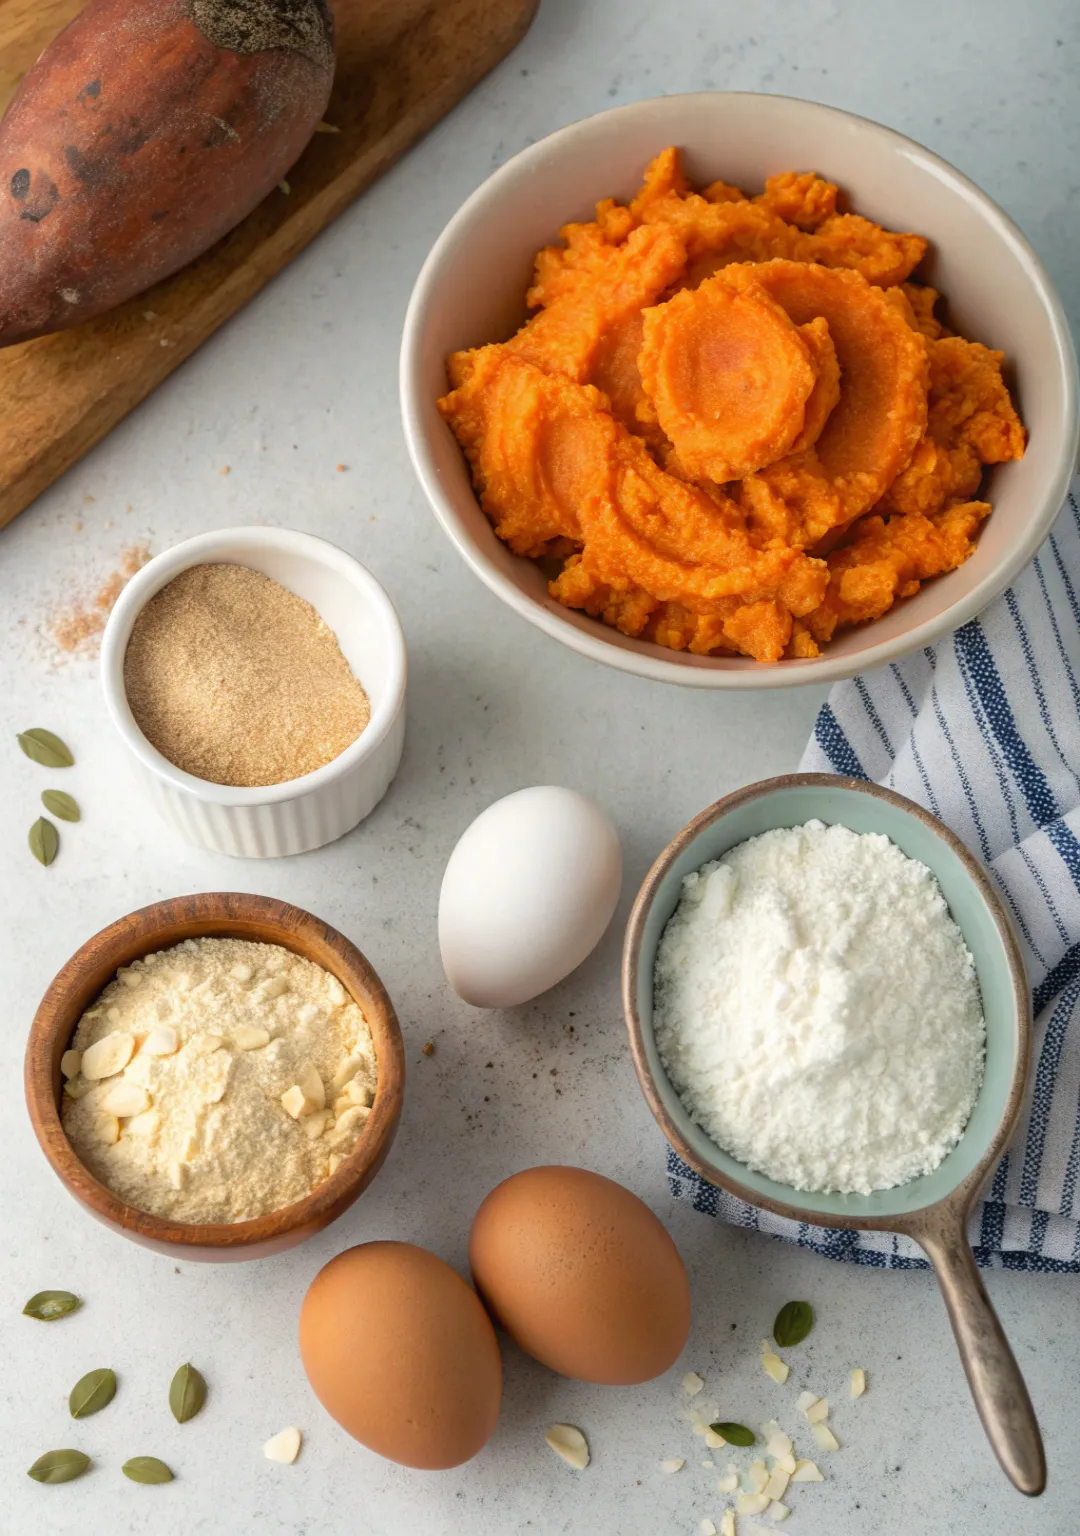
[0,0,537,529]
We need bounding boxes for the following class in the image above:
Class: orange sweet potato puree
[438,152,1025,663]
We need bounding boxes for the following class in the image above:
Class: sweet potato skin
[0,0,334,345]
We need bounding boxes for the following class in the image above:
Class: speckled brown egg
[468,1165,691,1385]
[299,1241,502,1469]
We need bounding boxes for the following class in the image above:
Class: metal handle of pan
[912,1210,1045,1495]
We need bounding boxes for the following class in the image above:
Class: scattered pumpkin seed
[122,1456,173,1484]
[69,1367,116,1419]
[27,1449,90,1483]
[23,1290,80,1321]
[41,789,80,822]
[29,817,59,866]
[17,728,74,768]
[773,1300,814,1348]
[169,1363,207,1423]
[710,1422,755,1447]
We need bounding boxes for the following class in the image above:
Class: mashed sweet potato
[638,274,825,482]
[438,149,1025,663]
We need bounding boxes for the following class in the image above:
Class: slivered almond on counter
[263,1427,301,1465]
[812,1421,840,1452]
[545,1424,589,1470]
[791,1458,824,1482]
[761,1340,789,1383]
[737,1491,770,1516]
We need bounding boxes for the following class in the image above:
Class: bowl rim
[100,526,408,803]
[24,892,407,1254]
[621,773,1031,1228]
[400,90,1080,690]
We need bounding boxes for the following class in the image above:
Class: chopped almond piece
[811,1422,840,1453]
[737,1492,771,1516]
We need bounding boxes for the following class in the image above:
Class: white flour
[654,820,985,1195]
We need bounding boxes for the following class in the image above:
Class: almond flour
[61,937,378,1224]
[122,562,371,787]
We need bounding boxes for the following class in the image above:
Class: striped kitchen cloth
[670,477,1080,1271]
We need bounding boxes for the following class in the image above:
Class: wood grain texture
[0,0,538,528]
[25,892,406,1262]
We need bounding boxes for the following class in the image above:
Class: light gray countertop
[2,2,1078,1532]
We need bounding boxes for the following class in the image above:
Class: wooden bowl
[25,892,406,1262]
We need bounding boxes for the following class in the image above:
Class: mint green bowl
[623,774,1042,1494]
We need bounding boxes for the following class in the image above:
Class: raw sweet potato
[0,0,334,346]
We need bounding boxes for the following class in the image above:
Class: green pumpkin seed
[710,1421,755,1447]
[69,1367,116,1418]
[29,817,59,866]
[23,1290,80,1321]
[169,1362,207,1424]
[17,728,74,768]
[122,1456,173,1484]
[42,789,80,822]
[773,1299,814,1348]
[27,1449,90,1483]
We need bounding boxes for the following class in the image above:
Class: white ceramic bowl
[101,528,407,857]
[401,92,1079,689]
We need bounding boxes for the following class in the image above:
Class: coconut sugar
[123,562,370,787]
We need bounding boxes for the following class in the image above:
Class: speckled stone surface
[2,3,1078,1532]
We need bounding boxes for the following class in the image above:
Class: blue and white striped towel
[670,477,1080,1271]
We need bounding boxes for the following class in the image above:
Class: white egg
[438,786,622,1008]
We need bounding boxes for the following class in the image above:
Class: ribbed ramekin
[101,528,407,858]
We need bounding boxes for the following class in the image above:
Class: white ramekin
[101,528,407,858]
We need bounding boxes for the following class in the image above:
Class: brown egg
[298,1241,502,1469]
[469,1165,690,1385]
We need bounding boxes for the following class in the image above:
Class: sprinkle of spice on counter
[50,543,151,655]
[123,563,370,788]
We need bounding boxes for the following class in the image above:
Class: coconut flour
[654,820,985,1195]
[61,937,378,1223]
